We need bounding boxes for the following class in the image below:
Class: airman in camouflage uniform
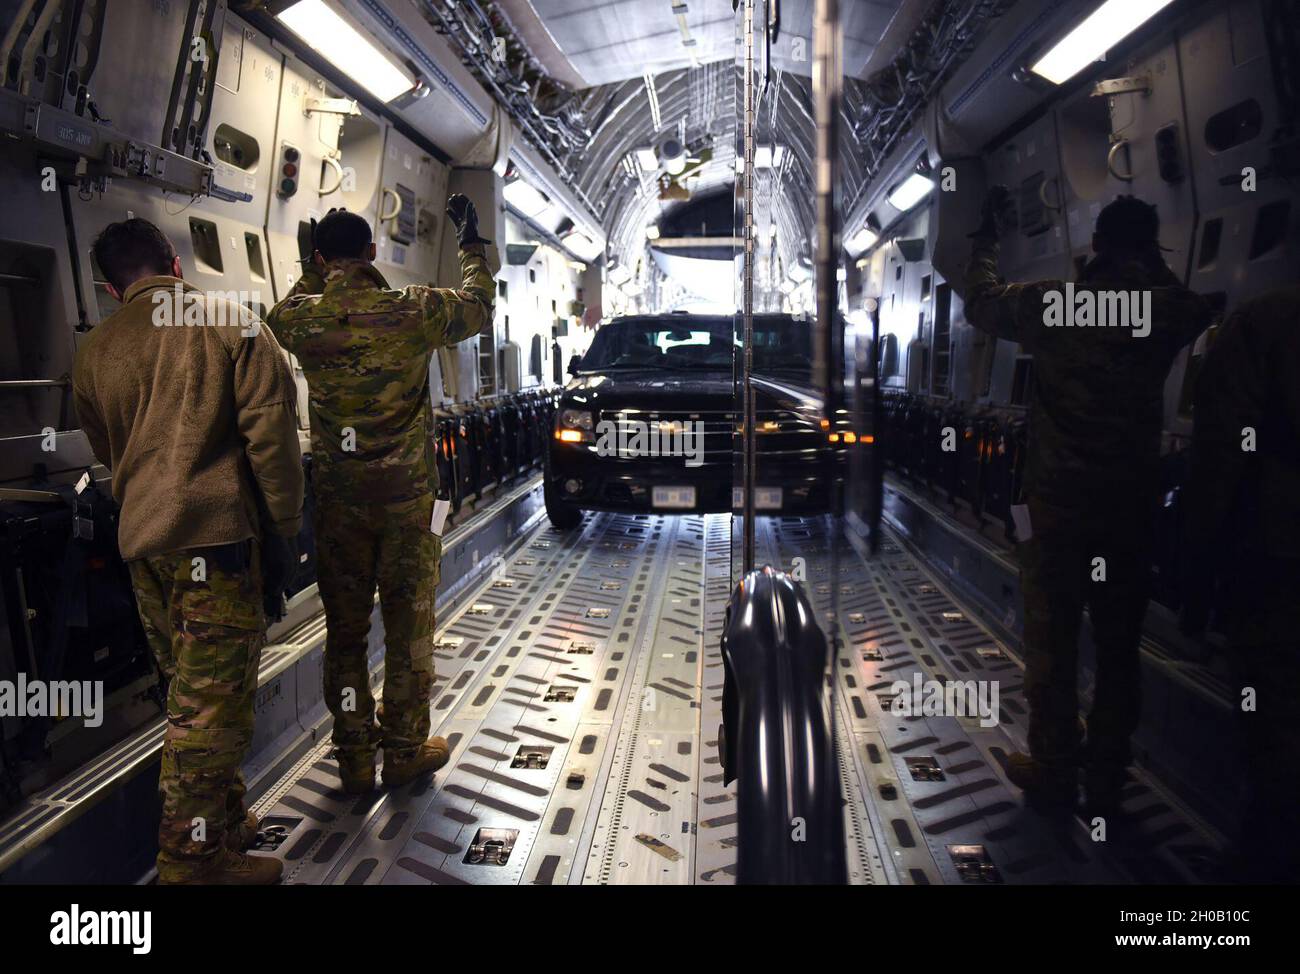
[964,191,1213,812]
[267,198,493,791]
[73,219,303,885]
[127,543,266,876]
[1184,286,1300,882]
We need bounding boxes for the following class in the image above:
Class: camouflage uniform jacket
[964,236,1214,504]
[266,245,494,504]
[1187,286,1300,563]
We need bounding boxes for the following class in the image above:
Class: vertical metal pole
[742,0,757,574]
[812,0,841,409]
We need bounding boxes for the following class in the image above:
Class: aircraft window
[1204,99,1263,152]
[879,333,900,377]
[213,124,259,172]
[529,334,543,381]
[1248,199,1290,260]
[245,233,266,283]
[189,218,223,274]
[498,280,508,300]
[479,318,495,396]
[932,283,952,396]
[1197,218,1223,269]
[1011,357,1033,405]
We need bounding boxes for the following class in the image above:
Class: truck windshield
[577,315,813,379]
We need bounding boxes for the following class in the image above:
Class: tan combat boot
[224,810,259,852]
[158,847,283,885]
[382,737,451,787]
[1005,751,1078,811]
[335,748,377,794]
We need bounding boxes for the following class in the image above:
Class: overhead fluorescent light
[754,145,787,169]
[634,147,659,172]
[276,0,413,103]
[562,229,602,262]
[646,225,661,240]
[845,227,879,257]
[503,176,552,220]
[1030,0,1176,85]
[887,172,934,211]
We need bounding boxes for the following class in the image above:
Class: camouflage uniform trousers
[126,540,264,877]
[314,490,440,765]
[1017,497,1154,771]
[1222,556,1300,882]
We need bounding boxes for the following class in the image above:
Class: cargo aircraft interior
[0,0,1296,934]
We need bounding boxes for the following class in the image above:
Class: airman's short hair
[92,218,177,293]
[315,209,372,261]
[1095,196,1161,253]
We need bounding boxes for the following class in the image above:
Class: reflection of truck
[544,313,848,528]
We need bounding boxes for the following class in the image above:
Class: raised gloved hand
[260,532,300,624]
[446,193,491,248]
[970,184,1014,239]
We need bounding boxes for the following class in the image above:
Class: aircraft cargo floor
[248,510,1222,886]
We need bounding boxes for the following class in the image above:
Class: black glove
[970,184,1014,239]
[446,193,491,248]
[260,532,299,624]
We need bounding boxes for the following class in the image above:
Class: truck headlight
[556,407,595,444]
[558,408,594,431]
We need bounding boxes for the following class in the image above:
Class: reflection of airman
[964,191,1213,813]
[73,218,303,884]
[267,198,494,792]
[1184,286,1300,882]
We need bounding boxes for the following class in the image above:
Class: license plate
[732,487,783,510]
[653,486,696,509]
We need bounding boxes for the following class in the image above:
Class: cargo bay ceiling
[240,0,1004,294]
[419,0,949,285]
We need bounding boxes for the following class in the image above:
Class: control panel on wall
[277,142,301,199]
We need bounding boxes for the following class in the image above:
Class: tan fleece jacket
[72,275,304,560]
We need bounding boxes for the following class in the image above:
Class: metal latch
[1091,76,1151,98]
[464,828,518,866]
[544,685,576,703]
[511,745,552,769]
[949,844,1002,883]
[906,756,945,782]
[304,96,361,117]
